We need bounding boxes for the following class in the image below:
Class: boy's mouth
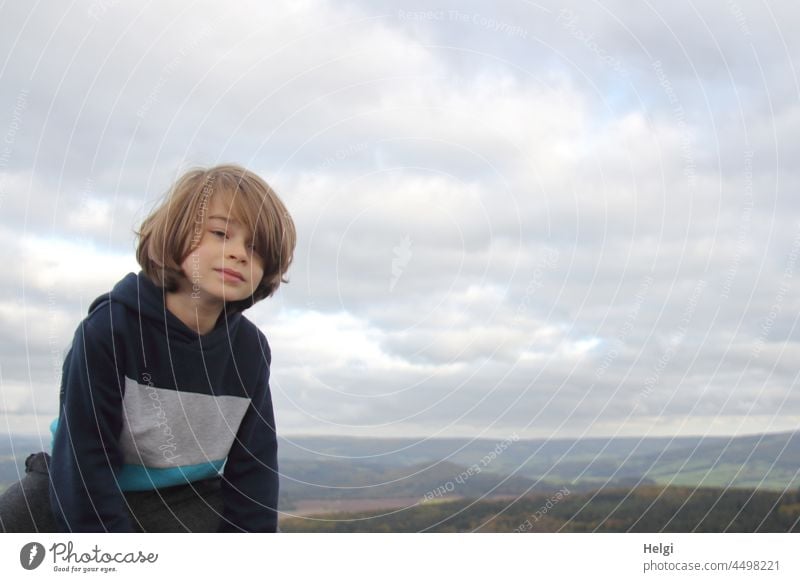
[215,268,245,282]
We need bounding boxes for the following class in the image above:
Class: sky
[0,0,799,441]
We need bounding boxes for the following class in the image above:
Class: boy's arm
[218,351,279,533]
[48,317,133,532]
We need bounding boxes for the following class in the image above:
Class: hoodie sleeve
[218,348,279,532]
[48,314,133,532]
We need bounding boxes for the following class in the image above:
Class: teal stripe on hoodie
[51,418,225,491]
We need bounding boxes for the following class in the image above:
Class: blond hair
[136,164,296,310]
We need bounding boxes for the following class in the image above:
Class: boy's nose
[225,238,248,261]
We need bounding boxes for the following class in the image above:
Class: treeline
[279,485,800,532]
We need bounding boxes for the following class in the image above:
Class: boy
[0,164,295,532]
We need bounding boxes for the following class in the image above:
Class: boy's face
[179,193,265,306]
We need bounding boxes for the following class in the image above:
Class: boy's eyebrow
[208,215,241,226]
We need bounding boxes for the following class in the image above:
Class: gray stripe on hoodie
[119,376,251,468]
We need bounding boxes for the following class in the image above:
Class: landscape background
[3,430,799,531]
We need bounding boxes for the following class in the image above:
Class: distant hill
[3,431,798,502]
[277,458,578,510]
[635,431,800,489]
[277,433,717,466]
[278,431,800,492]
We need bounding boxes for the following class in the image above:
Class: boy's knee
[25,452,51,475]
[0,452,57,532]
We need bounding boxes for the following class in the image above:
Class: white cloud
[19,234,138,297]
[1,0,799,439]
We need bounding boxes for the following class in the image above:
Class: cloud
[1,0,799,440]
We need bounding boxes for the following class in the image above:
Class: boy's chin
[219,290,255,304]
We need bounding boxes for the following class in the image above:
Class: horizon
[4,427,797,444]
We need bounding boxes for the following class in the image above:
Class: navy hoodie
[48,272,279,532]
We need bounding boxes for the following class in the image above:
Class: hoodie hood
[88,271,242,349]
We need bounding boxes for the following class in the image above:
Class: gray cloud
[1,0,798,440]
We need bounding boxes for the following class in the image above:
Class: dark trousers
[0,452,223,533]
